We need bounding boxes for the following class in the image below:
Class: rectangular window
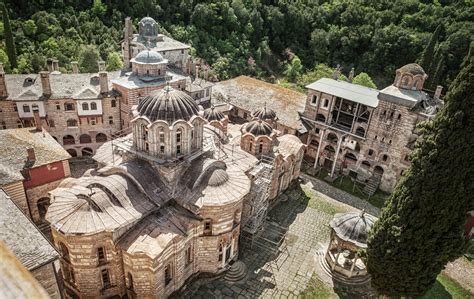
[23,105,30,113]
[65,103,74,111]
[49,120,55,128]
[185,246,193,266]
[111,99,116,108]
[101,269,111,289]
[203,219,212,235]
[90,118,96,125]
[311,95,318,105]
[97,247,106,264]
[164,264,172,286]
[56,103,61,110]
[176,145,181,155]
[160,145,165,154]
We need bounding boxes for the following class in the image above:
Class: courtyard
[178,176,473,299]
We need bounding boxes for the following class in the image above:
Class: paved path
[300,173,380,216]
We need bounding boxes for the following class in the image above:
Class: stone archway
[66,148,77,157]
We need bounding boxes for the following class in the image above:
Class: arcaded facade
[301,63,443,193]
[45,87,304,298]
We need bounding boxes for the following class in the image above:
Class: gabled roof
[306,78,379,108]
[0,189,58,270]
[0,128,70,185]
[74,87,99,100]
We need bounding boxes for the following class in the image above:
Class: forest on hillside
[0,0,472,89]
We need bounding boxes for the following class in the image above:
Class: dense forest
[0,0,472,89]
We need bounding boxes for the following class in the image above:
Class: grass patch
[300,184,347,215]
[305,167,389,209]
[299,275,340,299]
[423,273,473,299]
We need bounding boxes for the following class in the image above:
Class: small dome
[208,168,229,186]
[204,106,225,122]
[133,50,164,64]
[139,17,157,24]
[330,211,376,247]
[398,63,426,76]
[244,120,273,136]
[137,86,199,124]
[252,106,277,121]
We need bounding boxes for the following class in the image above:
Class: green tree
[78,45,100,73]
[106,52,123,71]
[283,55,303,82]
[366,47,474,298]
[22,19,37,36]
[92,0,107,17]
[0,48,10,72]
[418,25,441,75]
[352,72,377,89]
[1,3,16,68]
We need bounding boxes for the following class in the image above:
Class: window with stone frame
[101,268,111,289]
[23,104,30,113]
[97,247,106,264]
[164,264,172,286]
[204,219,212,235]
[185,246,193,266]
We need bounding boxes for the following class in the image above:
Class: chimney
[98,60,106,72]
[39,71,51,96]
[434,85,443,101]
[348,68,355,83]
[27,148,36,163]
[99,71,109,94]
[46,58,54,73]
[204,66,209,80]
[71,61,79,74]
[32,105,41,131]
[125,17,133,38]
[0,63,7,98]
[52,59,59,72]
[332,64,341,80]
[195,65,199,80]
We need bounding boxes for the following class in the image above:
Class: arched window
[90,102,97,110]
[56,102,61,110]
[82,103,89,110]
[361,161,371,169]
[96,133,107,143]
[66,119,77,127]
[63,135,75,145]
[176,128,183,156]
[382,154,388,162]
[79,134,92,144]
[355,127,365,137]
[233,210,240,226]
[258,140,264,154]
[327,133,338,143]
[66,148,77,157]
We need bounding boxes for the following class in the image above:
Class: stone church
[45,85,305,298]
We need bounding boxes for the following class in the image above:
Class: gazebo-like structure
[325,210,375,280]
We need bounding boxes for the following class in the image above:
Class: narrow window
[218,245,223,262]
[23,105,30,113]
[311,95,318,104]
[258,141,263,154]
[164,264,172,286]
[382,154,388,162]
[49,120,55,127]
[398,114,401,120]
[56,102,61,110]
[97,247,106,264]
[111,99,116,108]
[60,243,70,262]
[160,145,165,154]
[323,99,329,108]
[108,116,113,124]
[400,170,404,175]
[101,269,111,289]
[91,102,97,110]
[127,273,134,290]
[176,145,181,155]
[1,121,6,129]
[185,246,193,266]
[368,149,374,156]
[204,219,212,235]
[159,130,165,143]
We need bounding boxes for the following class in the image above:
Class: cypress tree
[366,46,474,297]
[426,47,442,89]
[1,3,17,69]
[430,55,445,90]
[418,25,441,75]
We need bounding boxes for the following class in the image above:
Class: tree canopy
[366,45,474,297]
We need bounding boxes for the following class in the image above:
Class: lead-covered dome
[243,120,273,136]
[330,211,376,248]
[133,50,165,64]
[252,106,277,121]
[137,86,199,124]
[203,106,225,122]
[398,63,426,76]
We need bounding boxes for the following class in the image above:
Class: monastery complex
[0,16,446,298]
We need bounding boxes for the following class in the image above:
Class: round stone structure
[134,50,165,64]
[394,63,427,91]
[131,49,168,78]
[324,211,375,280]
[252,106,277,122]
[243,120,273,136]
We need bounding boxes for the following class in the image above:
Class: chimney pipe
[32,105,41,131]
[434,85,443,101]
[204,66,209,81]
[39,71,51,96]
[46,58,54,73]
[348,68,355,83]
[195,65,199,80]
[0,63,7,98]
[99,71,109,94]
[27,148,36,163]
[98,60,106,72]
[71,61,79,74]
[52,59,59,72]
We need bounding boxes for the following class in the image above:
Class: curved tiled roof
[252,106,277,121]
[243,120,273,136]
[275,134,305,157]
[203,106,225,122]
[330,211,376,248]
[137,86,199,124]
[398,63,426,76]
[133,50,165,64]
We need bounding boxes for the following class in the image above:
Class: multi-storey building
[301,63,443,192]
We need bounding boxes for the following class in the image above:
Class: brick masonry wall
[32,262,61,299]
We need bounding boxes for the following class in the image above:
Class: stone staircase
[224,261,248,283]
[363,173,382,196]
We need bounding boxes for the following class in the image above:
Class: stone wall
[26,178,64,223]
[31,261,61,299]
[0,100,20,129]
[0,180,29,217]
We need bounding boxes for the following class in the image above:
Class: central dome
[398,63,426,76]
[137,86,199,123]
[243,120,273,136]
[133,50,165,64]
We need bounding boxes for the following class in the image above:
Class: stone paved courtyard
[180,178,365,298]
